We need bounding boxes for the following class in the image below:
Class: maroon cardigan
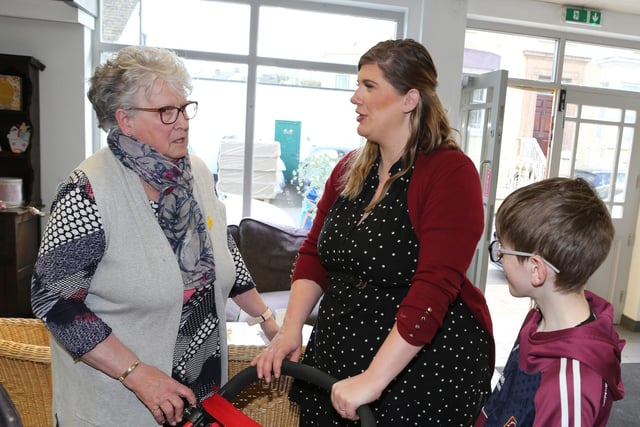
[292,146,495,369]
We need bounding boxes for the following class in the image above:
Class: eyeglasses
[127,101,198,125]
[488,240,560,273]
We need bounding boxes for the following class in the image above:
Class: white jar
[0,177,23,207]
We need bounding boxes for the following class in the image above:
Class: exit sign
[565,7,603,25]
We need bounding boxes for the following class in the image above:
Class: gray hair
[87,46,192,130]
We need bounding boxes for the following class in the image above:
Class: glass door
[459,70,508,292]
[549,86,640,322]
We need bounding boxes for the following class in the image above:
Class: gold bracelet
[118,359,141,382]
[247,307,273,326]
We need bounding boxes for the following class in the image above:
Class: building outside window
[463,29,640,208]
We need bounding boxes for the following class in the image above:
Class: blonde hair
[87,46,192,130]
[342,39,460,209]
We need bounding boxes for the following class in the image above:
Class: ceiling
[538,0,640,16]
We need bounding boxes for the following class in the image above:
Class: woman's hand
[252,279,322,382]
[122,362,197,425]
[330,371,382,421]
[251,323,302,383]
[260,317,280,341]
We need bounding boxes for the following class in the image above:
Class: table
[227,321,312,347]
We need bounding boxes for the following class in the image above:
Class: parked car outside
[573,169,626,199]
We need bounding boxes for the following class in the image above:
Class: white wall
[0,0,93,215]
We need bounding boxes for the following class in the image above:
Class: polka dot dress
[290,160,491,426]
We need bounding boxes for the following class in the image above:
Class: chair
[0,318,52,427]
[228,344,300,427]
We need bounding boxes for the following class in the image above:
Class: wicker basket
[228,344,300,427]
[0,318,52,427]
[0,320,299,427]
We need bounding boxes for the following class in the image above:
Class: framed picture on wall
[0,74,21,111]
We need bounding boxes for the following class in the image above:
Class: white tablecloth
[227,322,312,346]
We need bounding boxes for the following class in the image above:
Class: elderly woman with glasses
[31,46,278,426]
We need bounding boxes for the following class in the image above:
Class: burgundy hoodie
[475,290,625,427]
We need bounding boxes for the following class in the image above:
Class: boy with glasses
[475,177,625,427]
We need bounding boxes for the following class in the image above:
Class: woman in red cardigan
[254,39,494,426]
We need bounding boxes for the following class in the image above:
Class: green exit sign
[565,7,603,25]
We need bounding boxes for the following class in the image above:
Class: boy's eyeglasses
[488,240,560,274]
[127,101,198,125]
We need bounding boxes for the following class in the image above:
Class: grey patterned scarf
[107,128,216,289]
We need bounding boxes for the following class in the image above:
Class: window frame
[93,0,406,220]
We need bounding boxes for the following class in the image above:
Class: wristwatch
[247,307,273,326]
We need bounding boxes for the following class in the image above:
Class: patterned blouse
[31,169,255,359]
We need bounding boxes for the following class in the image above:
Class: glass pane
[102,0,251,54]
[258,6,397,65]
[254,66,363,228]
[611,205,623,219]
[624,109,637,124]
[257,66,356,90]
[614,126,634,203]
[563,41,640,92]
[470,88,488,104]
[96,52,115,148]
[581,105,622,122]
[186,60,247,187]
[558,120,576,178]
[146,0,250,54]
[565,102,579,119]
[573,123,619,171]
[216,137,247,220]
[496,87,554,200]
[101,0,140,44]
[463,108,485,171]
[572,123,620,203]
[464,29,557,81]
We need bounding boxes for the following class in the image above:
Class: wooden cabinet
[0,209,40,316]
[0,54,45,317]
[0,54,45,206]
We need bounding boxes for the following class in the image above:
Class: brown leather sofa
[226,218,319,325]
